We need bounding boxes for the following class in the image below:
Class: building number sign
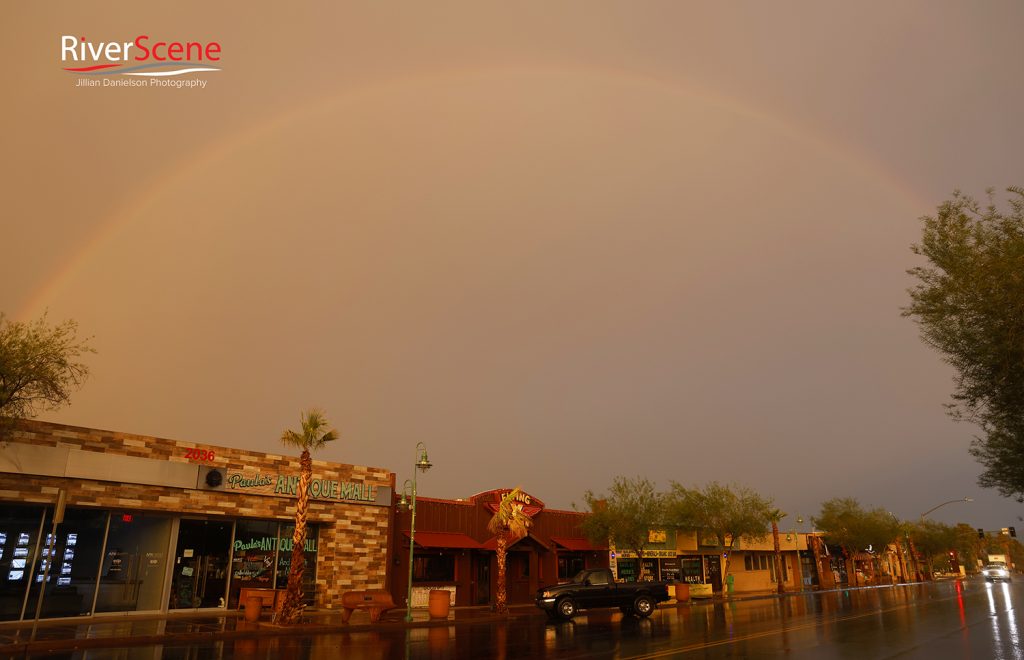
[183,448,216,462]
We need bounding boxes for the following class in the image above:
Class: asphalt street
[9,578,1021,659]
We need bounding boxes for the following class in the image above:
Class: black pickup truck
[535,568,672,619]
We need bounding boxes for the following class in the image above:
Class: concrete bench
[340,589,397,623]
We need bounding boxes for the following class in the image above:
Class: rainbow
[19,65,929,320]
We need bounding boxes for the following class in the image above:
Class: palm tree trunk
[772,521,783,594]
[279,450,312,624]
[495,534,508,614]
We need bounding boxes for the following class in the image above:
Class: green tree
[665,482,773,590]
[911,520,958,577]
[0,312,94,433]
[487,487,533,614]
[953,523,985,573]
[278,409,338,624]
[582,476,664,582]
[814,498,900,586]
[905,188,1024,499]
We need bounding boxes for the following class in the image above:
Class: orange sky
[3,2,1023,529]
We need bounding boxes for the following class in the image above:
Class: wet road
[16,578,1023,659]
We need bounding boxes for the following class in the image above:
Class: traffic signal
[1011,527,1017,538]
[978,528,985,538]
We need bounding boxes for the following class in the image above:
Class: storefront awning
[403,531,484,549]
[551,537,606,552]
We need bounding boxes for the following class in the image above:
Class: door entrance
[170,520,233,609]
[474,552,491,605]
[704,555,722,592]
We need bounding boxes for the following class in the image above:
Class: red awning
[551,537,606,552]
[402,531,483,549]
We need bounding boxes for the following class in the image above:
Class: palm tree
[487,487,533,614]
[769,509,785,594]
[277,409,339,624]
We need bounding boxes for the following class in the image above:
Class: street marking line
[625,594,963,659]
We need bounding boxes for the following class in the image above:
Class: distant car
[982,564,1011,583]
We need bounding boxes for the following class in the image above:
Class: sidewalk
[0,603,541,655]
[0,583,929,655]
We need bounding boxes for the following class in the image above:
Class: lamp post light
[920,497,973,519]
[399,442,432,622]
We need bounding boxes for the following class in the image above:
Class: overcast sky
[3,2,1023,531]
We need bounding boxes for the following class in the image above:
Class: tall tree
[665,482,773,590]
[0,312,94,433]
[905,187,1024,499]
[278,409,338,624]
[581,476,663,582]
[814,498,900,586]
[911,520,957,577]
[487,487,533,614]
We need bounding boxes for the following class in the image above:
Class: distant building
[390,489,607,608]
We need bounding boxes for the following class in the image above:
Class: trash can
[428,590,451,619]
[674,582,690,602]
[725,573,735,596]
[244,596,263,622]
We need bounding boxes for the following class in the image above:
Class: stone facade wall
[0,420,395,609]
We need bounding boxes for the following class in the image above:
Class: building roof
[403,531,483,549]
[550,537,606,552]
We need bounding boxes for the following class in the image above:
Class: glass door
[95,513,173,613]
[170,520,233,609]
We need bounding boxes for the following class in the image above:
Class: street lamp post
[909,497,972,581]
[399,442,432,623]
[920,497,973,519]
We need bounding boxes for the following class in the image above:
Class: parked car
[982,564,1012,583]
[535,568,671,620]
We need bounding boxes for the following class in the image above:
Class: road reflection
[21,580,1024,659]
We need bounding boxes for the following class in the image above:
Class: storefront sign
[223,470,382,504]
[690,583,713,597]
[480,489,545,517]
[648,530,667,543]
[615,549,677,559]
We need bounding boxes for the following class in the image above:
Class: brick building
[0,420,394,621]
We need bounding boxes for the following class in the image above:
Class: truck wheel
[633,595,655,618]
[556,598,577,619]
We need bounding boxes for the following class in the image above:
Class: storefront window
[0,505,44,621]
[412,553,455,582]
[660,558,681,582]
[230,520,279,608]
[640,558,658,581]
[617,559,638,582]
[26,508,107,619]
[558,554,584,580]
[95,513,172,613]
[680,557,704,584]
[275,525,318,605]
